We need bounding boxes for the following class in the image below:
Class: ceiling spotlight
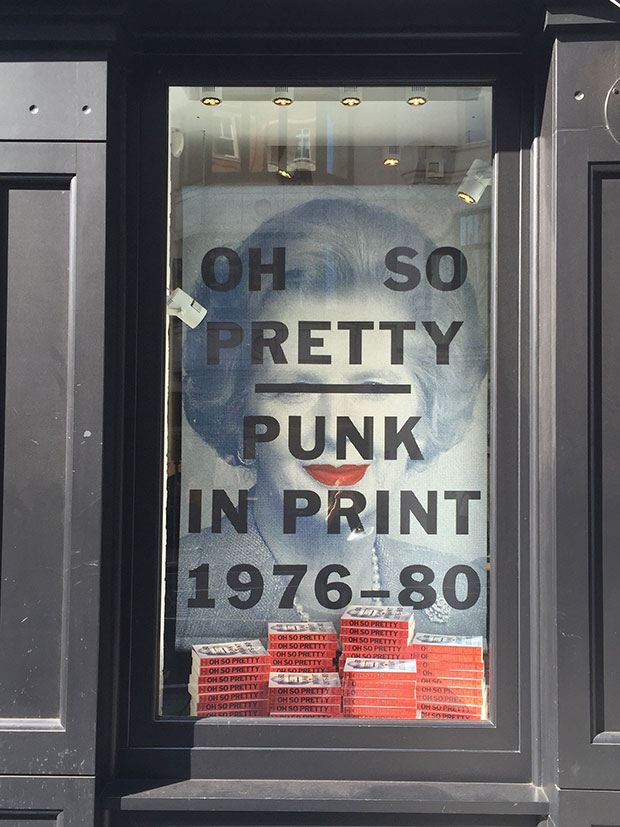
[383,145,400,166]
[200,86,223,106]
[457,158,492,204]
[277,147,291,178]
[407,85,427,106]
[341,86,362,106]
[273,86,294,106]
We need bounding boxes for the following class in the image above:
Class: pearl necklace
[292,539,384,620]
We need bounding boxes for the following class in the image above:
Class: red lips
[303,464,369,486]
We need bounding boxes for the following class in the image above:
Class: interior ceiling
[170,86,492,149]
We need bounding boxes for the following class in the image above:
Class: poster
[173,185,489,649]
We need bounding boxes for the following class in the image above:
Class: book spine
[268,640,338,651]
[193,699,270,712]
[419,710,484,720]
[193,676,269,690]
[194,664,271,676]
[418,675,484,692]
[344,687,416,700]
[269,702,341,714]
[418,701,485,714]
[343,707,418,719]
[416,666,485,679]
[268,633,337,643]
[409,645,483,657]
[190,689,268,701]
[270,711,343,717]
[340,619,411,631]
[273,665,338,672]
[270,688,343,698]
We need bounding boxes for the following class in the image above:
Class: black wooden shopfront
[1,2,620,825]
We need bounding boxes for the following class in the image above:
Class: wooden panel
[0,186,71,722]
[0,142,104,776]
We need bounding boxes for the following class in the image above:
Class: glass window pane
[162,85,492,722]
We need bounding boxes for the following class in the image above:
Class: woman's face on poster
[246,290,425,517]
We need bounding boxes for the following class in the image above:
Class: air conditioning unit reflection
[425,147,445,180]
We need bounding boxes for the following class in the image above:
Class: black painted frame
[115,48,531,784]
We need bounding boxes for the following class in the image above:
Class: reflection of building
[211,114,240,171]
[267,116,317,174]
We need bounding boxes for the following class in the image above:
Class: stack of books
[341,658,418,718]
[188,639,271,717]
[267,622,338,672]
[409,634,487,720]
[268,671,343,717]
[338,605,415,674]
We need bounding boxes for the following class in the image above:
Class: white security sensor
[167,288,207,328]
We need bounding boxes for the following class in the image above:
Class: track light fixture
[273,86,294,106]
[407,85,427,106]
[277,147,291,178]
[383,145,400,166]
[457,159,492,204]
[341,86,362,106]
[200,86,223,106]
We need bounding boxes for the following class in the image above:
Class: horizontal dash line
[254,383,411,394]
[360,590,391,598]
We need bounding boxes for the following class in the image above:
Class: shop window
[162,85,493,724]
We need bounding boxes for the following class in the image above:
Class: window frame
[116,51,530,784]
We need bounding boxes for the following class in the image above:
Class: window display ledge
[104,779,548,815]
